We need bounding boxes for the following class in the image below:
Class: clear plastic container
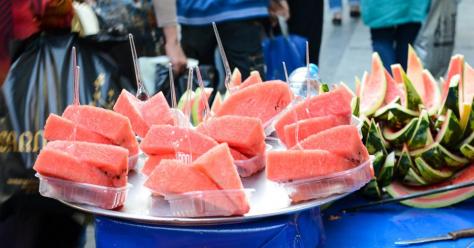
[36,173,130,209]
[280,158,373,203]
[235,154,265,178]
[150,189,254,217]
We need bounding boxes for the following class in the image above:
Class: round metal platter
[62,138,358,226]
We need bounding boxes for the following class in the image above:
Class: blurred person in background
[330,0,360,25]
[361,0,430,70]
[176,0,286,84]
[285,0,324,65]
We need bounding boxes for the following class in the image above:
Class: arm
[153,0,187,74]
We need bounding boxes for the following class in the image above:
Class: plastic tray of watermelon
[280,158,373,203]
[36,173,130,209]
[149,189,254,218]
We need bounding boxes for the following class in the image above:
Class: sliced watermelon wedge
[239,71,262,89]
[421,69,442,114]
[385,165,474,208]
[407,45,426,102]
[360,53,387,116]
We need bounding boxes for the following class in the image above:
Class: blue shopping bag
[262,17,307,80]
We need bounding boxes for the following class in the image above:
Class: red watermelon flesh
[274,87,352,144]
[239,71,262,89]
[113,89,149,137]
[62,105,139,157]
[386,165,474,208]
[283,115,347,148]
[407,45,426,101]
[229,68,242,88]
[145,159,219,195]
[141,91,174,127]
[464,63,474,104]
[196,115,265,156]
[443,55,465,102]
[34,141,128,187]
[266,150,355,182]
[296,125,369,165]
[140,125,218,156]
[192,143,249,215]
[230,148,249,160]
[391,64,404,84]
[145,159,237,215]
[142,153,177,176]
[44,114,112,144]
[114,90,174,137]
[211,92,223,114]
[422,69,441,113]
[216,80,293,126]
[383,69,404,105]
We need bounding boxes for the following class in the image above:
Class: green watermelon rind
[374,102,419,127]
[361,178,382,199]
[377,152,395,187]
[395,147,413,179]
[460,143,474,160]
[435,109,463,147]
[402,167,428,186]
[442,75,461,118]
[407,110,430,150]
[410,143,469,169]
[414,157,453,184]
[402,72,423,111]
[365,120,388,154]
[382,118,418,147]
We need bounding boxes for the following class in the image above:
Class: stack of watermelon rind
[356,46,474,208]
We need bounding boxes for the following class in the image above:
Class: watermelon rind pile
[356,46,474,208]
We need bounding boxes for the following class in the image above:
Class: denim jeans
[329,0,360,12]
[370,22,422,71]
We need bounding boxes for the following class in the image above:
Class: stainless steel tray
[62,138,362,226]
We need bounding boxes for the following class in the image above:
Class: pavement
[84,1,474,247]
[319,0,474,89]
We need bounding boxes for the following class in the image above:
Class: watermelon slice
[216,80,293,125]
[196,115,265,156]
[229,68,242,88]
[274,87,352,144]
[34,141,128,187]
[359,53,387,116]
[407,45,426,101]
[464,63,474,104]
[266,149,355,182]
[211,92,223,114]
[422,69,442,114]
[391,64,404,84]
[142,153,177,176]
[44,114,112,144]
[62,105,139,157]
[283,115,346,148]
[442,55,464,103]
[191,87,213,126]
[145,159,219,195]
[192,143,249,215]
[113,90,174,137]
[239,71,262,89]
[140,125,218,156]
[383,69,404,106]
[177,90,195,114]
[386,165,474,208]
[296,125,370,165]
[145,159,238,216]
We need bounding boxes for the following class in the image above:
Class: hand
[163,25,187,75]
[269,0,290,21]
[165,41,187,75]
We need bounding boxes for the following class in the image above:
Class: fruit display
[356,47,474,207]
[266,86,372,203]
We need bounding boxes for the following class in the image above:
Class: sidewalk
[319,0,474,89]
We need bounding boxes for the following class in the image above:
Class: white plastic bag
[415,0,458,78]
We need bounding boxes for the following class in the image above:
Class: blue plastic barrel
[95,208,324,248]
